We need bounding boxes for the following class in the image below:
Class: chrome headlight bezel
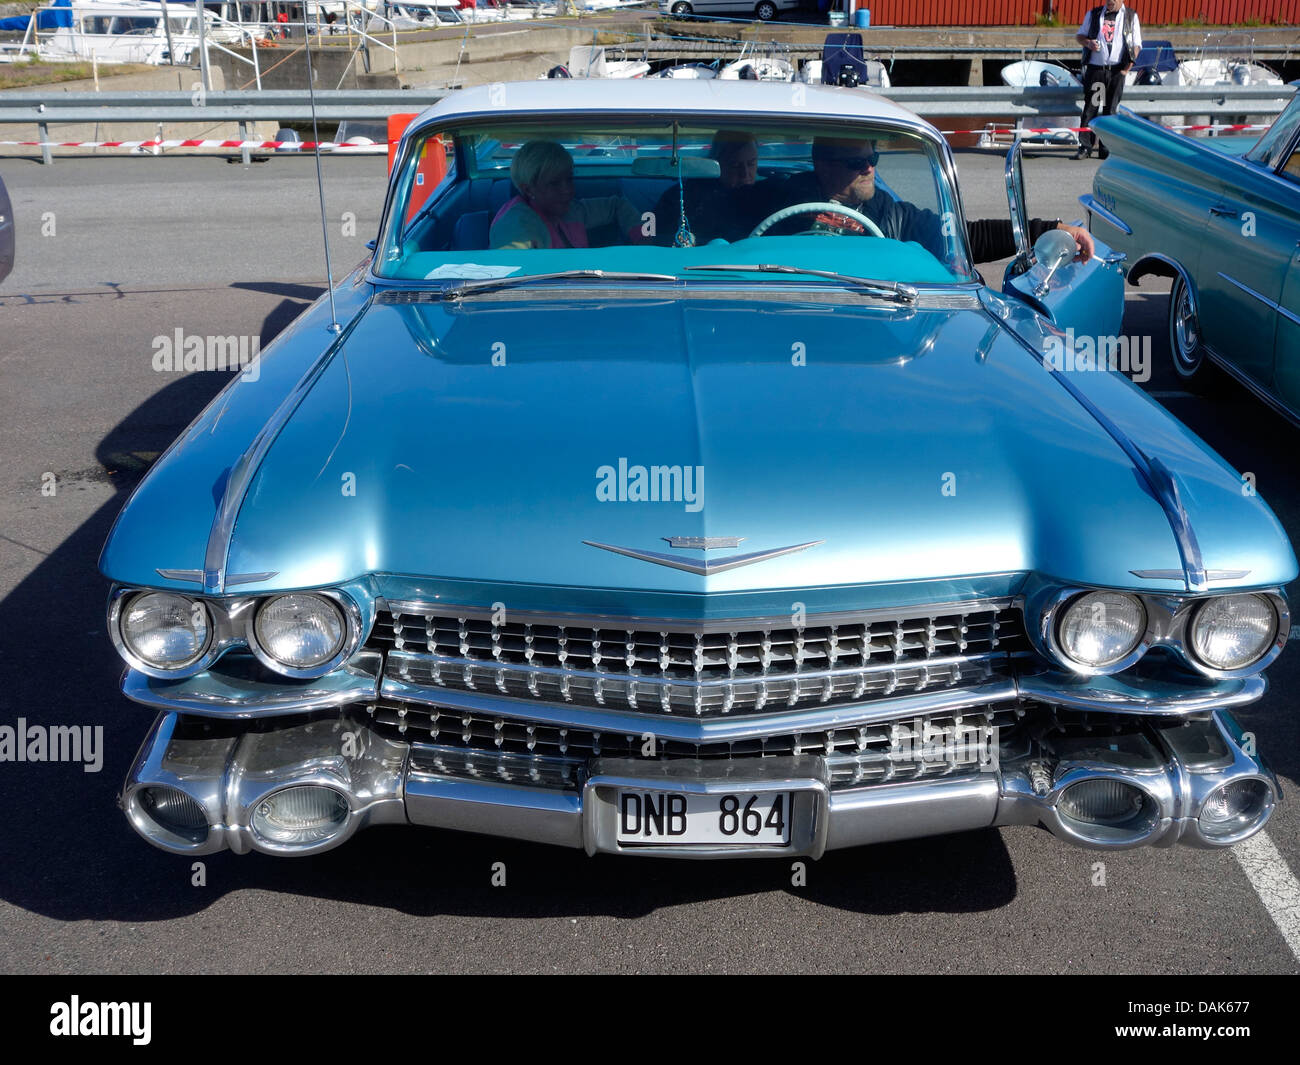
[109,586,366,680]
[1044,589,1150,676]
[1038,586,1289,679]
[246,592,363,679]
[109,589,219,679]
[1185,593,1285,678]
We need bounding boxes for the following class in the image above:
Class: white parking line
[1233,830,1300,963]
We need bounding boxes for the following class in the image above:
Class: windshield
[375,117,974,287]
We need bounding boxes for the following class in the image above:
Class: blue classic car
[105,81,1294,860]
[1084,93,1300,421]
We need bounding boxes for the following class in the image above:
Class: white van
[660,0,801,21]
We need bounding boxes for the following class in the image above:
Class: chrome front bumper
[121,707,1279,858]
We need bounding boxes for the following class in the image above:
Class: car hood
[183,289,1281,596]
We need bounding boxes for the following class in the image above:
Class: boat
[8,0,255,65]
[979,59,1082,149]
[650,62,718,79]
[800,33,889,89]
[550,44,650,79]
[717,42,794,82]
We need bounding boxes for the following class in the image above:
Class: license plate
[615,789,794,846]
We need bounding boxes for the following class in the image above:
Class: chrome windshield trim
[1218,271,1300,327]
[1078,193,1132,235]
[379,676,1020,743]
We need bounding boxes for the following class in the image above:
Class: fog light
[139,786,208,844]
[1058,778,1150,825]
[250,786,349,846]
[1199,779,1271,842]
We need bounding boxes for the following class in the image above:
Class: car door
[1266,142,1300,416]
[1195,155,1299,387]
[1001,142,1124,340]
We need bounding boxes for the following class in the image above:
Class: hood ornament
[583,538,824,576]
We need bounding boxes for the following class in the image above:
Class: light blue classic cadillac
[1085,93,1300,421]
[104,81,1295,860]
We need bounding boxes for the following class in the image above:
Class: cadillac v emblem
[582,537,824,575]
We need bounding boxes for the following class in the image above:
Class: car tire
[671,1,692,14]
[1168,275,1218,393]
[754,1,778,18]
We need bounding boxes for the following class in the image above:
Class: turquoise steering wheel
[748,201,885,239]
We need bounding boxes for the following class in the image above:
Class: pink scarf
[493,196,588,249]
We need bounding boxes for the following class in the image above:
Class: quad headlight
[118,592,211,671]
[252,593,347,672]
[1055,591,1146,670]
[1188,594,1278,672]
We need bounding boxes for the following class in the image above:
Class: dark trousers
[1080,64,1127,155]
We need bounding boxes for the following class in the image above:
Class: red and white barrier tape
[0,122,1270,152]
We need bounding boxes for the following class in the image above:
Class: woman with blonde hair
[489,140,646,250]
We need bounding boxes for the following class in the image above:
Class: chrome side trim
[1217,271,1300,327]
[1078,193,1132,235]
[200,295,371,595]
[157,569,204,583]
[1203,343,1300,428]
[380,675,1020,743]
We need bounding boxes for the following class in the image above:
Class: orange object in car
[388,113,447,223]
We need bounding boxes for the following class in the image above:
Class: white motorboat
[651,62,718,79]
[20,0,252,64]
[982,59,1082,149]
[556,44,650,79]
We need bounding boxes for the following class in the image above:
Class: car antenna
[303,11,342,335]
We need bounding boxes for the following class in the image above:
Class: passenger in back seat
[490,141,646,250]
[651,131,770,246]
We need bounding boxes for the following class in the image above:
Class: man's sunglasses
[815,151,880,170]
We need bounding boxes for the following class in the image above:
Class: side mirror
[1031,228,1077,296]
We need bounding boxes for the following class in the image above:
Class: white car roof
[408,80,932,136]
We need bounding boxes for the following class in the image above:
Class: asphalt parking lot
[0,146,1297,975]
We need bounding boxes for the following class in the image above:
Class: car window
[1281,146,1300,185]
[1246,96,1300,169]
[375,118,973,286]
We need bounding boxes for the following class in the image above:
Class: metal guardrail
[0,84,1291,162]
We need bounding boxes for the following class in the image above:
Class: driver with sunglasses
[760,136,1092,265]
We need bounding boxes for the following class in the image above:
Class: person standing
[1075,0,1142,159]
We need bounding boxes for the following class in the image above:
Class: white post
[196,0,211,92]
[160,0,177,65]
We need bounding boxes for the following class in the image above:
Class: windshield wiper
[681,264,918,304]
[442,270,679,301]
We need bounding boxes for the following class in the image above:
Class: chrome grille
[367,601,1029,717]
[367,697,1016,788]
